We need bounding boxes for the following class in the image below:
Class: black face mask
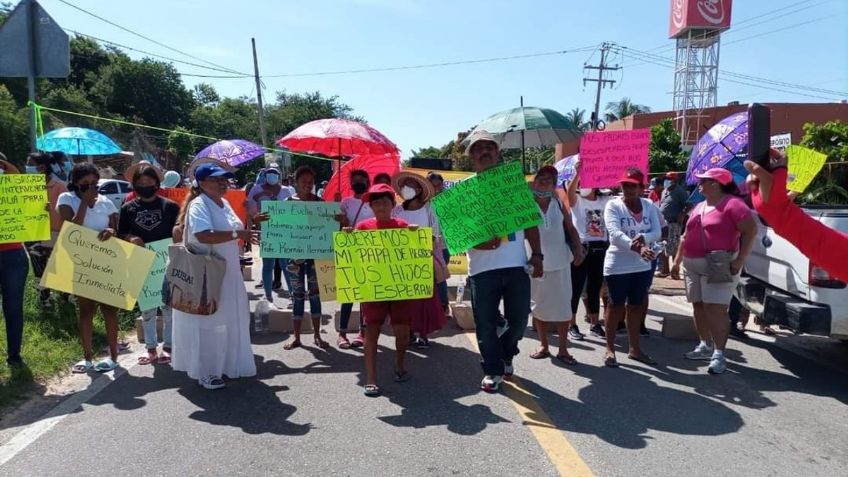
[136,185,158,199]
[351,182,368,194]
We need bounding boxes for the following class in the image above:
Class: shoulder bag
[700,203,734,284]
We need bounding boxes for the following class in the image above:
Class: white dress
[530,199,573,323]
[172,193,256,380]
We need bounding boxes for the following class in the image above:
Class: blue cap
[195,163,234,182]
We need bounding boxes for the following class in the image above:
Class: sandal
[364,384,382,397]
[350,333,365,348]
[283,339,302,350]
[94,358,118,373]
[137,352,157,365]
[530,349,551,360]
[556,354,578,365]
[628,353,657,365]
[118,341,131,353]
[314,337,330,349]
[604,355,619,368]
[157,352,172,365]
[72,360,93,374]
[394,370,410,383]
[337,335,351,349]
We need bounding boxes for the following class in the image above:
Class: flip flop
[350,334,365,348]
[283,340,302,350]
[556,354,578,365]
[157,353,172,365]
[94,358,118,373]
[337,336,351,349]
[71,360,93,374]
[530,349,551,359]
[628,353,657,365]
[137,353,157,365]
[604,355,619,368]
[364,384,382,397]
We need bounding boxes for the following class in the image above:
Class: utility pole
[583,42,620,130]
[25,0,38,150]
[251,38,267,148]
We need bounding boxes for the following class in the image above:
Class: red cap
[665,172,679,180]
[695,168,733,186]
[619,169,645,185]
[361,183,397,203]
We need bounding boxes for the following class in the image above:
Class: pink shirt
[682,196,752,258]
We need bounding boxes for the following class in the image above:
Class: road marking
[464,332,595,477]
[0,352,139,466]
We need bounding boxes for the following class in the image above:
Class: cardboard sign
[431,161,542,255]
[260,201,339,259]
[448,251,468,275]
[579,129,651,188]
[136,238,173,312]
[314,259,337,301]
[0,174,50,244]
[333,227,433,303]
[786,145,827,193]
[41,222,155,310]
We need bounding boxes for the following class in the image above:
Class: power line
[55,0,250,76]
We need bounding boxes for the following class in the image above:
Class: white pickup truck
[737,206,848,342]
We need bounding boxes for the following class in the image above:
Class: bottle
[455,282,465,303]
[525,263,544,281]
[651,240,668,255]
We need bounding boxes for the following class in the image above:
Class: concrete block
[334,310,361,333]
[451,302,475,330]
[266,310,314,333]
[661,315,699,340]
[242,265,253,282]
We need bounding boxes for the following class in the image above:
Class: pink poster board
[579,129,651,188]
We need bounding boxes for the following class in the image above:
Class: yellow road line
[464,332,595,477]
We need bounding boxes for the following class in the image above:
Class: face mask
[663,180,673,188]
[25,165,39,174]
[351,182,368,194]
[401,186,417,200]
[534,190,553,199]
[63,161,73,175]
[136,185,158,199]
[265,174,280,185]
[0,169,4,175]
[579,188,593,197]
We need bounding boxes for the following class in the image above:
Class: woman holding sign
[282,166,328,351]
[57,163,121,373]
[171,163,257,390]
[0,156,28,367]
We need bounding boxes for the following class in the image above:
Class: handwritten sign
[431,161,542,255]
[137,238,173,312]
[260,201,339,259]
[0,174,50,244]
[41,222,155,310]
[334,227,433,302]
[314,259,337,301]
[786,145,827,193]
[579,129,650,188]
[448,251,468,275]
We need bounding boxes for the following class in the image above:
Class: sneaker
[590,324,606,338]
[480,375,503,393]
[684,343,714,360]
[199,375,226,390]
[708,355,727,375]
[415,337,430,349]
[568,325,585,341]
[272,281,283,291]
[503,362,514,380]
[254,281,265,289]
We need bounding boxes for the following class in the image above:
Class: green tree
[604,97,651,122]
[0,85,29,166]
[797,120,848,205]
[411,146,444,158]
[193,83,221,107]
[565,108,590,131]
[167,126,196,172]
[649,119,688,174]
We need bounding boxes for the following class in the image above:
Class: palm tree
[604,97,651,122]
[565,108,590,131]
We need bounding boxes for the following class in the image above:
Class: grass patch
[0,274,137,409]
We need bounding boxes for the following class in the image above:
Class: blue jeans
[469,267,530,376]
[141,306,172,350]
[286,259,321,320]
[0,248,28,363]
[262,258,292,300]
[339,302,361,331]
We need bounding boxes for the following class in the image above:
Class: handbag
[163,199,227,315]
[699,203,734,284]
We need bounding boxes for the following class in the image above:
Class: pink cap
[695,168,733,186]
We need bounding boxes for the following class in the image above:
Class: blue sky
[36,0,848,157]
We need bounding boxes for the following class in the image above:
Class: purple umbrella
[196,139,266,167]
[686,112,748,185]
[553,153,578,189]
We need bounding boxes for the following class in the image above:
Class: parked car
[737,206,848,342]
[98,179,131,209]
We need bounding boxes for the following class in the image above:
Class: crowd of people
[1,135,840,396]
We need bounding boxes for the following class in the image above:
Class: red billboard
[669,0,732,38]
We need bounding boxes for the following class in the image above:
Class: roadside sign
[0,0,70,78]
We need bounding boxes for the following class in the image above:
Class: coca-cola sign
[669,0,732,38]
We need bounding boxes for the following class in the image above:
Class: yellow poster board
[41,222,156,310]
[314,259,337,301]
[448,251,468,275]
[0,174,50,244]
[786,145,828,193]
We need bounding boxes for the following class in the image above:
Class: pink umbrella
[323,153,401,202]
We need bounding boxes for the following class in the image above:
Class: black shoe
[568,325,585,341]
[730,327,749,339]
[272,282,283,291]
[590,324,606,338]
[639,326,650,337]
[6,356,25,368]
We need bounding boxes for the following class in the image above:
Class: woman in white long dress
[529,166,584,364]
[172,163,257,390]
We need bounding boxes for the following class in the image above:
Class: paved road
[1,273,846,477]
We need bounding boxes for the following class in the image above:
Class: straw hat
[0,158,20,174]
[187,157,235,180]
[125,160,164,183]
[392,171,435,203]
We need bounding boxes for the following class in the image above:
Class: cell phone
[747,103,771,169]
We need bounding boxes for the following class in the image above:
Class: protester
[648,177,663,204]
[427,171,445,194]
[249,165,294,309]
[282,166,327,350]
[122,161,170,202]
[118,164,179,366]
[171,163,257,389]
[745,150,848,282]
[392,171,448,348]
[0,156,28,367]
[57,163,121,373]
[373,173,392,185]
[658,172,689,277]
[24,152,68,306]
[566,161,612,339]
[528,166,583,364]
[464,130,544,393]
[336,169,375,348]
[671,167,757,375]
[602,168,662,367]
[350,183,419,396]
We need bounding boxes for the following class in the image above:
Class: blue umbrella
[36,127,122,156]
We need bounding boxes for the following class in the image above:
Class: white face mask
[579,188,593,197]
[401,186,417,200]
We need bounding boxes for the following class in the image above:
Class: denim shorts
[605,270,653,306]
